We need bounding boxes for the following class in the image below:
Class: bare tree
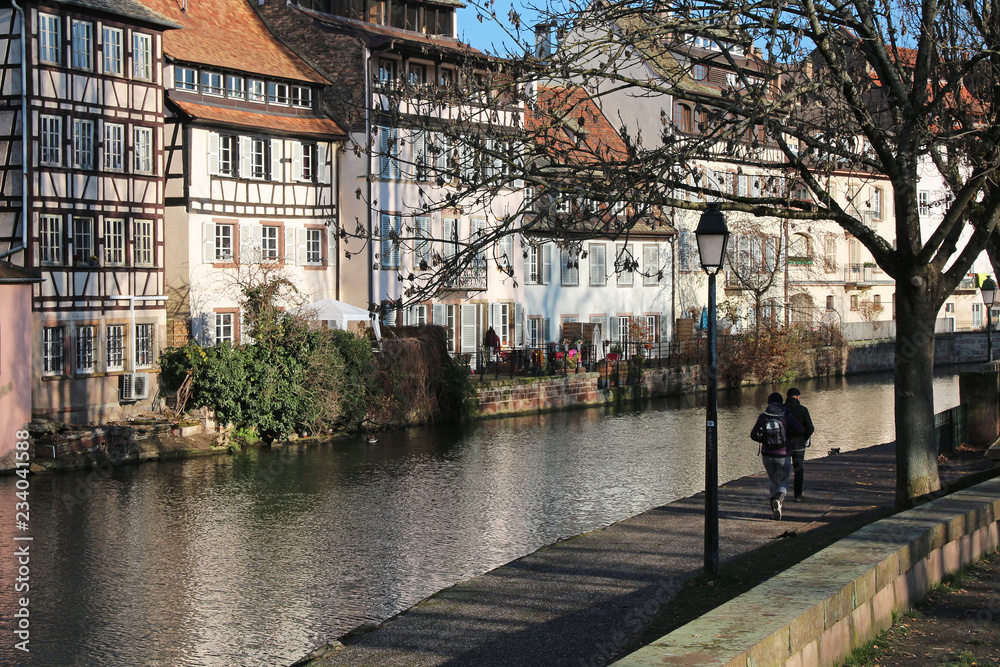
[344,0,1000,507]
[856,294,887,341]
[725,214,784,336]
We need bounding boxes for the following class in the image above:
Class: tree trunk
[893,278,941,509]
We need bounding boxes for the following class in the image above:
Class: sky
[456,1,533,55]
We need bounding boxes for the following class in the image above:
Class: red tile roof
[170,99,347,137]
[135,0,328,83]
[528,86,630,164]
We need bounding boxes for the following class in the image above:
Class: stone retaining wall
[476,366,699,418]
[612,477,1000,667]
[847,331,993,374]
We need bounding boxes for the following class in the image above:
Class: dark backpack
[760,411,787,450]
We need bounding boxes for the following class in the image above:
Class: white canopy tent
[304,299,381,340]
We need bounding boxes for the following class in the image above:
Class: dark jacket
[784,396,815,451]
[750,403,805,457]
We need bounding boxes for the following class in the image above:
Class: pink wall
[0,284,33,459]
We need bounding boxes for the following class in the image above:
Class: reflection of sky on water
[0,368,967,665]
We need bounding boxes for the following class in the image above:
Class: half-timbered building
[134,0,347,346]
[254,0,529,356]
[0,0,177,423]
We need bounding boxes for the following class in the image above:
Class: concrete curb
[612,477,1000,667]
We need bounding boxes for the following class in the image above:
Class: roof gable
[134,0,328,83]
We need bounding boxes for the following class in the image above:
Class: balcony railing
[443,258,488,291]
[843,263,881,284]
[955,276,978,292]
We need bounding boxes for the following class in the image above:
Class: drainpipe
[365,45,373,312]
[333,139,341,300]
[3,0,28,261]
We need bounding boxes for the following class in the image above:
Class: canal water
[0,369,967,666]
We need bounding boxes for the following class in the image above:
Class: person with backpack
[750,392,806,520]
[784,388,815,502]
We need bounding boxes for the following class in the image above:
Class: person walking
[750,392,806,520]
[784,388,815,502]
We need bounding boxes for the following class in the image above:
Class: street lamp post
[694,203,730,575]
[982,277,997,363]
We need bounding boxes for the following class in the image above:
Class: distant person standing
[784,388,815,502]
[750,392,805,520]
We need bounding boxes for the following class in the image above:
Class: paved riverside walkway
[299,443,995,667]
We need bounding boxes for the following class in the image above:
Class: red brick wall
[166,319,190,348]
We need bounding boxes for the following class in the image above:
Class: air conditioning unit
[119,372,150,402]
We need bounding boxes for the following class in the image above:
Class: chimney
[535,23,552,59]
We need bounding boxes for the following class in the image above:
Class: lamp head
[694,204,730,274]
[983,277,997,307]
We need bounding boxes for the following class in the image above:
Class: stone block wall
[476,366,697,418]
[613,477,1000,667]
[845,332,993,374]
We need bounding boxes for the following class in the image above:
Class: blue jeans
[762,455,791,498]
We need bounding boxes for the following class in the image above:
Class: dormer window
[201,71,223,96]
[175,67,197,91]
[291,86,312,108]
[268,82,289,105]
[692,63,708,81]
[227,75,245,99]
[248,79,265,103]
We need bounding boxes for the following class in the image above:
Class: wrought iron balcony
[843,263,881,285]
[443,258,488,291]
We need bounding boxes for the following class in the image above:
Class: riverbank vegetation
[160,275,476,442]
[716,319,846,388]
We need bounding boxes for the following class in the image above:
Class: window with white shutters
[414,217,431,268]
[381,214,401,268]
[616,244,634,285]
[561,247,579,285]
[589,243,606,286]
[643,245,660,285]
[379,126,400,179]
[460,304,477,353]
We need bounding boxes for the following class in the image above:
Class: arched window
[675,103,692,133]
